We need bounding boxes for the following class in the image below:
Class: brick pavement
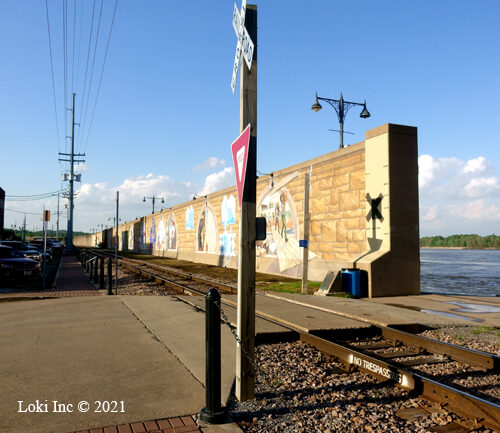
[74,415,201,433]
[0,255,102,298]
[49,255,102,296]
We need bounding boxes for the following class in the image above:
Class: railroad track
[80,248,500,430]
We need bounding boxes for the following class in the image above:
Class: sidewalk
[0,255,102,299]
[0,256,242,433]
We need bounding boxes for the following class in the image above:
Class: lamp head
[360,101,370,119]
[161,198,164,204]
[142,197,146,202]
[311,93,322,112]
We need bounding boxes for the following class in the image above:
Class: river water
[420,248,500,297]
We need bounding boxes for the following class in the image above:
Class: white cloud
[462,156,488,174]
[463,176,499,198]
[418,154,462,191]
[447,199,500,221]
[199,167,234,196]
[193,157,226,171]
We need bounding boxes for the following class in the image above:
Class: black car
[27,240,53,262]
[0,245,41,284]
[0,241,41,262]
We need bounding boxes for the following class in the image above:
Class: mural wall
[75,124,421,297]
[197,205,218,253]
[219,195,236,266]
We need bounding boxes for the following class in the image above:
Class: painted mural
[167,213,177,250]
[197,205,218,253]
[257,184,316,274]
[155,215,167,252]
[185,205,194,230]
[128,225,134,251]
[139,218,146,251]
[219,194,236,265]
[149,217,157,253]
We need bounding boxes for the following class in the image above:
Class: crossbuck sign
[231,0,255,94]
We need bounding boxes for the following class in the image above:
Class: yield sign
[231,124,251,206]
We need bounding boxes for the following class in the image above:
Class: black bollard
[99,257,105,290]
[200,289,226,424]
[107,258,113,295]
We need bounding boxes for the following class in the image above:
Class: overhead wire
[83,0,119,153]
[80,0,104,152]
[44,0,62,155]
[63,0,68,154]
[78,0,97,146]
[71,0,76,95]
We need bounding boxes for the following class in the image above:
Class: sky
[1,0,499,237]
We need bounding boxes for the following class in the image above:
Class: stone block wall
[75,123,420,297]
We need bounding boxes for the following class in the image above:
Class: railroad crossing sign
[231,124,251,205]
[231,0,255,93]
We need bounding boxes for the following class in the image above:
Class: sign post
[231,2,257,402]
[301,171,311,294]
[42,210,50,289]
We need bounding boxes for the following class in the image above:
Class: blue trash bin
[341,269,361,297]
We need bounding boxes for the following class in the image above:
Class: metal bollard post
[200,289,226,424]
[107,258,113,295]
[99,258,105,290]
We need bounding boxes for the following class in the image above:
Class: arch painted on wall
[167,211,177,250]
[195,203,218,253]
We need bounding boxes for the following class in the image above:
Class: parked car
[0,245,41,284]
[47,238,64,257]
[27,240,53,262]
[0,241,41,262]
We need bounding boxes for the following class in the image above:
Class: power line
[5,209,44,216]
[71,0,76,94]
[6,190,66,201]
[44,0,62,153]
[80,0,104,152]
[63,0,68,154]
[84,0,119,153]
[78,0,97,146]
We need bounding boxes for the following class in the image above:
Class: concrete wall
[75,123,420,297]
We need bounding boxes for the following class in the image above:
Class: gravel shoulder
[113,267,499,433]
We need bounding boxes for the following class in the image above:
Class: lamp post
[311,92,370,149]
[143,195,165,214]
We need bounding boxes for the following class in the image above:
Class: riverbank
[420,246,500,250]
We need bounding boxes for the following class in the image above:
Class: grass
[472,326,500,337]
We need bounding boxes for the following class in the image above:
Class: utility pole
[301,170,311,294]
[59,92,85,253]
[56,193,60,241]
[115,191,119,295]
[22,213,26,243]
[236,3,257,402]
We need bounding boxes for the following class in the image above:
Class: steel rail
[300,332,500,431]
[80,248,500,429]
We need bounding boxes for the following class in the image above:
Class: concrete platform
[370,294,500,327]
[0,296,205,433]
[256,292,492,330]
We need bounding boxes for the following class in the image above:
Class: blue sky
[1,0,499,236]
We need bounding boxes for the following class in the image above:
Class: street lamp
[143,195,165,214]
[311,92,370,149]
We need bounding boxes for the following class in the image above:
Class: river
[420,248,500,297]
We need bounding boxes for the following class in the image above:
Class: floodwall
[75,123,420,297]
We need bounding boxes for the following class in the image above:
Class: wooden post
[236,4,257,402]
[301,170,310,294]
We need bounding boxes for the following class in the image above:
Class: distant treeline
[420,234,500,249]
[1,228,89,241]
